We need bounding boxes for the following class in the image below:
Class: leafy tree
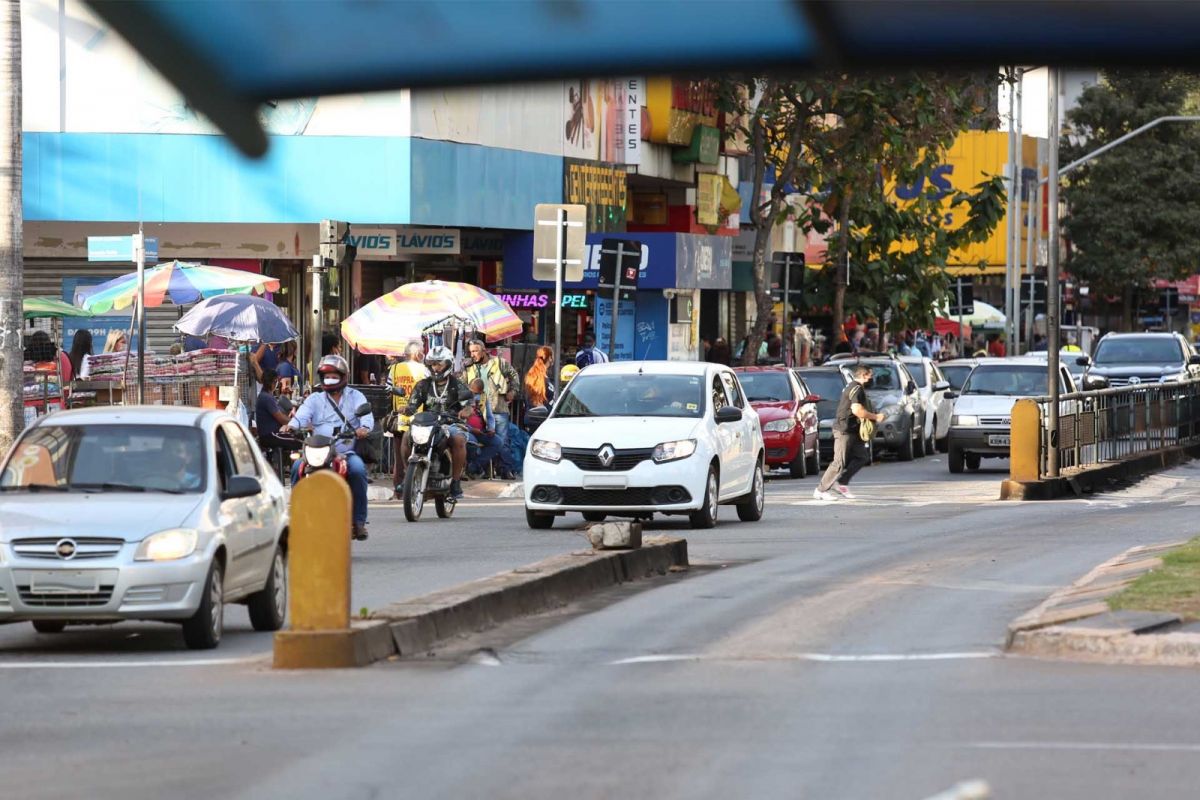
[1061,70,1200,330]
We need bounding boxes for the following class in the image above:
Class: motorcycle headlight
[952,415,979,427]
[530,439,561,463]
[652,439,697,463]
[762,418,797,433]
[135,528,198,562]
[882,404,903,418]
[303,444,331,465]
[410,425,434,445]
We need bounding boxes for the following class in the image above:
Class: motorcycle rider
[284,354,375,541]
[401,345,471,500]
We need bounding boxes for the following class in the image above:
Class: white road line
[0,656,264,669]
[610,654,702,665]
[964,741,1200,753]
[610,651,997,665]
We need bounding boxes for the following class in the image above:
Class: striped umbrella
[24,296,95,319]
[78,261,280,314]
[342,280,522,355]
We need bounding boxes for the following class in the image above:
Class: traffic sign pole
[533,204,586,401]
[553,207,565,400]
[134,231,146,404]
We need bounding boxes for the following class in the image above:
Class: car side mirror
[803,393,821,404]
[354,402,372,416]
[222,475,262,500]
[1075,356,1092,367]
[524,405,549,432]
[1083,375,1109,391]
[906,381,917,394]
[933,380,950,391]
[715,406,743,424]
[1189,354,1200,365]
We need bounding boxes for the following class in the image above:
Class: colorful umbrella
[342,280,522,355]
[77,261,280,314]
[174,294,299,344]
[23,296,95,319]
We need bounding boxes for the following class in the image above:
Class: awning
[934,317,971,338]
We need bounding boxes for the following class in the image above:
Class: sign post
[534,204,586,399]
[87,233,157,403]
[598,238,642,360]
[772,252,805,365]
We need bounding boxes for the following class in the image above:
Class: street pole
[134,231,146,404]
[782,256,791,365]
[1023,149,1038,355]
[956,278,964,354]
[1010,70,1024,354]
[552,207,565,401]
[1047,67,1062,478]
[309,254,323,389]
[1004,67,1017,355]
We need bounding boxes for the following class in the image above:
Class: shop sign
[672,125,720,166]
[623,78,643,166]
[564,158,628,233]
[461,231,507,257]
[676,234,733,290]
[348,227,461,259]
[495,290,590,309]
[646,77,718,147]
[595,295,638,360]
[696,174,722,226]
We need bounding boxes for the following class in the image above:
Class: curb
[1005,540,1200,666]
[1000,443,1200,500]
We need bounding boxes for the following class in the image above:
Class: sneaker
[812,487,839,501]
[393,486,404,501]
[450,479,464,500]
[834,484,856,499]
[352,523,369,541]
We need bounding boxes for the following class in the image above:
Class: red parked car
[733,366,821,478]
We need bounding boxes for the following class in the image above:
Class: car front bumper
[762,428,804,465]
[523,452,709,514]
[949,427,1011,455]
[874,417,911,448]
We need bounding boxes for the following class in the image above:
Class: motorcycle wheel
[435,495,456,519]
[403,463,426,522]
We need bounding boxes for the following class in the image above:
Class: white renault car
[523,361,766,529]
[0,407,289,649]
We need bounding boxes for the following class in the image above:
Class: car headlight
[409,425,434,445]
[953,415,979,427]
[530,439,562,463]
[762,418,797,433]
[882,404,902,418]
[303,444,331,465]
[652,439,697,463]
[135,528,199,562]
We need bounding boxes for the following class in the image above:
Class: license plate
[988,435,1011,447]
[582,475,628,490]
[30,570,101,594]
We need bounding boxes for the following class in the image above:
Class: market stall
[21,297,93,425]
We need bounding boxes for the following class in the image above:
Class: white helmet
[426,346,453,384]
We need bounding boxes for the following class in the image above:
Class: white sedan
[523,361,766,529]
[0,406,288,649]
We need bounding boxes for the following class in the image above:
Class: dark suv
[1085,332,1200,388]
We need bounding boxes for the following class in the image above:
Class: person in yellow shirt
[386,342,430,499]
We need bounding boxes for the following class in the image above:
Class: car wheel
[806,443,821,476]
[582,511,607,522]
[965,453,982,471]
[31,621,66,634]
[736,461,765,522]
[898,427,915,461]
[247,544,287,632]
[526,508,554,530]
[914,422,927,458]
[689,466,719,529]
[948,444,965,474]
[788,445,807,478]
[182,559,224,650]
[936,434,949,453]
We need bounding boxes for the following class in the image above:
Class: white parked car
[0,407,289,649]
[523,361,766,529]
[900,355,953,452]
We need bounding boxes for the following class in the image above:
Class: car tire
[32,621,66,634]
[247,544,287,632]
[914,424,927,458]
[182,559,224,650]
[689,466,719,529]
[898,427,915,461]
[948,444,965,474]
[966,453,982,471]
[526,508,554,530]
[736,461,765,522]
[936,434,949,453]
[582,511,607,522]
[788,446,807,478]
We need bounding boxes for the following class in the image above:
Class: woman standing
[523,346,555,409]
[275,341,300,394]
[67,329,93,380]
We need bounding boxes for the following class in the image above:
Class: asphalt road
[4,454,1200,799]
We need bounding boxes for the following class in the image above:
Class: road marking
[964,741,1200,753]
[610,651,997,665]
[0,655,264,669]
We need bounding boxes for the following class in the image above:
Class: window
[712,376,728,412]
[554,374,705,418]
[736,370,794,402]
[908,362,929,388]
[221,422,260,477]
[1094,336,1185,365]
[720,372,745,408]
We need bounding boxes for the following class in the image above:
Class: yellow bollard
[274,470,377,668]
[1009,398,1041,483]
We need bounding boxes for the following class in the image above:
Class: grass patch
[1109,537,1200,621]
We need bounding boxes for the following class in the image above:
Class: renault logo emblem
[55,539,78,560]
[597,445,616,468]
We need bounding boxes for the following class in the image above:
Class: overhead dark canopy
[84,0,1200,159]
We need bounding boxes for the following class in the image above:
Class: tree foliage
[1061,70,1200,328]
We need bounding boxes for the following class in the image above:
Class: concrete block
[273,624,394,669]
[589,521,643,550]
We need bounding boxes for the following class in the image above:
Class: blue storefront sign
[87,235,158,263]
[594,295,638,360]
[62,278,139,353]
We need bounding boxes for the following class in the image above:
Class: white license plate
[582,475,628,490]
[988,435,1011,447]
[30,570,101,594]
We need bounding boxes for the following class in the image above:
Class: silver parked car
[0,406,289,649]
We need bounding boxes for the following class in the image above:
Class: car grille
[560,447,654,472]
[122,586,167,604]
[17,585,115,607]
[554,486,692,506]
[11,537,125,561]
[1106,377,1159,387]
[980,417,1010,426]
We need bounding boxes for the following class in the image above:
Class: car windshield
[941,365,973,391]
[736,371,794,403]
[0,424,207,494]
[1094,337,1184,365]
[554,373,705,418]
[961,366,1049,397]
[859,364,904,394]
[797,372,844,418]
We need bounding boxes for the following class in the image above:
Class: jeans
[817,431,870,492]
[493,412,519,473]
[291,450,369,525]
[468,433,501,474]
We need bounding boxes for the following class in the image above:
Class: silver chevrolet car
[0,406,288,649]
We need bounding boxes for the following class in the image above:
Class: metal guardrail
[1021,380,1200,479]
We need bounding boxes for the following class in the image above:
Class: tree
[1061,70,1200,331]
[0,0,23,454]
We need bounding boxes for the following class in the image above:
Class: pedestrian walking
[814,362,884,501]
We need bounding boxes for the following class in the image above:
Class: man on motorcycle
[285,354,375,540]
[402,346,471,499]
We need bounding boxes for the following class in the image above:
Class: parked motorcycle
[403,410,461,522]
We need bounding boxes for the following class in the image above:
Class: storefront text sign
[646,78,718,147]
[564,158,628,233]
[348,227,461,259]
[496,290,591,309]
